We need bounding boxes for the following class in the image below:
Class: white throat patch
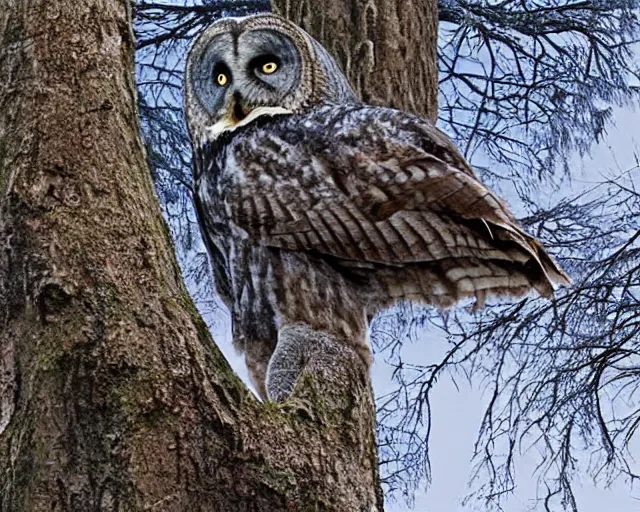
[205,106,293,139]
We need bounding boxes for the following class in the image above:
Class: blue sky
[377,106,640,512]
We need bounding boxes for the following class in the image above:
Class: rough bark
[0,1,382,511]
[272,0,439,121]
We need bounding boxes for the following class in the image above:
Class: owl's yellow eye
[261,62,278,74]
[217,73,228,86]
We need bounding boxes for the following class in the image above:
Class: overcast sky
[381,105,640,512]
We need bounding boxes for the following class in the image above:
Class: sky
[382,105,640,512]
[203,103,640,512]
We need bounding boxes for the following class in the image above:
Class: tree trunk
[0,1,385,510]
[272,0,439,121]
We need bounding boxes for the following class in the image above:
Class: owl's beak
[230,92,249,123]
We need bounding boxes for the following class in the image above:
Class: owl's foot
[266,323,362,402]
[266,323,315,402]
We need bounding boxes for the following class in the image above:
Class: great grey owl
[184,13,570,400]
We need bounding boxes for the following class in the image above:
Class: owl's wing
[232,107,570,307]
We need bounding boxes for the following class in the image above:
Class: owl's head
[184,13,357,145]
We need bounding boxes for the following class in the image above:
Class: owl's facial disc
[191,27,302,139]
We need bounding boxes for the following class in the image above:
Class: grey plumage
[184,13,571,399]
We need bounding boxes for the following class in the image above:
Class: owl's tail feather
[378,259,538,311]
[372,223,570,312]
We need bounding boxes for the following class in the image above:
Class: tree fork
[0,1,382,510]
